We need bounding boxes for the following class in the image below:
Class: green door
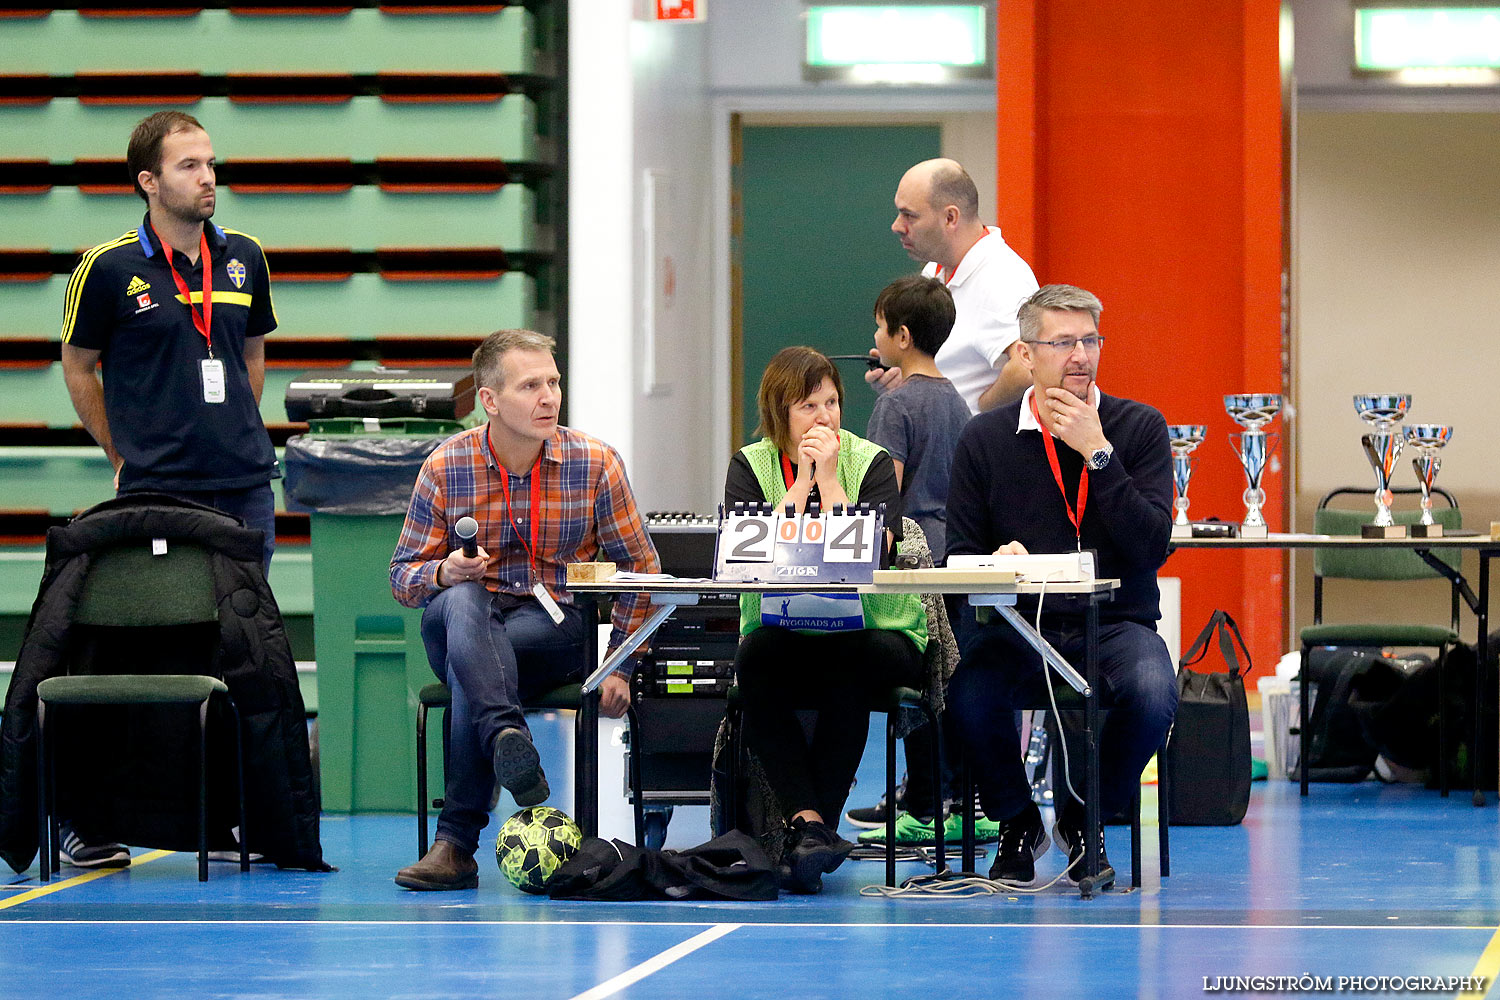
[736,124,942,449]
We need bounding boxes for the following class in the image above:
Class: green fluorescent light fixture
[1355,7,1500,70]
[805,5,988,83]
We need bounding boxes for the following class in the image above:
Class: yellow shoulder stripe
[60,231,137,344]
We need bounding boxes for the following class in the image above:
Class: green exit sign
[1356,7,1500,69]
[805,5,989,83]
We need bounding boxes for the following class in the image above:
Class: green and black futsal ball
[496,806,584,893]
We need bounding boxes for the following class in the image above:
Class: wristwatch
[1086,444,1114,471]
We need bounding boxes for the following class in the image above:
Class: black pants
[901,708,960,820]
[735,626,924,825]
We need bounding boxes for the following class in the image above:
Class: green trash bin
[284,417,463,813]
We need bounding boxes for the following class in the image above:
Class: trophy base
[1239,523,1268,540]
[1409,524,1443,538]
[1361,524,1408,539]
[1171,523,1192,539]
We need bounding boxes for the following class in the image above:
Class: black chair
[414,681,608,859]
[720,682,945,889]
[38,675,247,882]
[1299,487,1462,796]
[34,540,249,882]
[955,691,1171,892]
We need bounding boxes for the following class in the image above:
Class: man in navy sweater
[945,284,1177,888]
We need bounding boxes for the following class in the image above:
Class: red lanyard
[780,454,797,490]
[1031,393,1088,548]
[489,430,542,579]
[153,224,213,357]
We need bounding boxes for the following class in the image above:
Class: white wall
[1295,110,1500,514]
[568,4,715,513]
[627,16,716,512]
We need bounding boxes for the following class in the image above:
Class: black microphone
[455,516,479,558]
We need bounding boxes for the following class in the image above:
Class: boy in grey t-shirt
[850,276,1000,845]
[867,275,972,561]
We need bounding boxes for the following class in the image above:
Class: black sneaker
[58,822,130,869]
[782,817,856,894]
[988,803,1048,885]
[493,727,549,807]
[844,777,906,829]
[1053,801,1114,889]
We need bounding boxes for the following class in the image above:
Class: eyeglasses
[1025,335,1105,352]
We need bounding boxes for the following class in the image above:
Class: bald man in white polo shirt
[871,158,1039,414]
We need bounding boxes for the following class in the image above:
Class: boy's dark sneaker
[988,803,1048,886]
[1053,801,1114,889]
[844,778,906,829]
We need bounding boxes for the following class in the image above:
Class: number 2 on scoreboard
[724,514,775,562]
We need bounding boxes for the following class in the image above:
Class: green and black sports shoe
[856,811,1002,845]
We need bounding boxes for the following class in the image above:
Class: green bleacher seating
[3,8,535,76]
[1,186,538,255]
[0,96,540,164]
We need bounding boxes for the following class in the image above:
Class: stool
[37,674,247,882]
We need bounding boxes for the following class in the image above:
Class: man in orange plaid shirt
[390,328,660,891]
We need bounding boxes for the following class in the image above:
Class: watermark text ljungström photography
[1202,975,1488,994]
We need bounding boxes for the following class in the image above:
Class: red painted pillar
[996,0,1289,675]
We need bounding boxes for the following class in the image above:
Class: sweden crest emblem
[226,258,247,289]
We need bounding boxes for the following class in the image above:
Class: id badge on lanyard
[200,359,225,403]
[495,441,565,627]
[155,225,221,404]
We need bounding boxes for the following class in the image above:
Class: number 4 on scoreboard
[822,513,874,564]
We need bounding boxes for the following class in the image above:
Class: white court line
[566,923,740,1000]
[0,919,1492,932]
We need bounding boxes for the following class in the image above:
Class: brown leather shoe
[395,840,479,891]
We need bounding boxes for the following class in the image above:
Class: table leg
[578,595,601,835]
[1081,596,1103,899]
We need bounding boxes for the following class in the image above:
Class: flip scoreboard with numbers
[712,502,885,583]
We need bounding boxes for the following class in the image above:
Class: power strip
[947,551,1096,583]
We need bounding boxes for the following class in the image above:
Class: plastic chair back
[75,540,218,627]
[1312,494,1461,581]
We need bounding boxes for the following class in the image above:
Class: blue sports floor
[4,714,1499,1000]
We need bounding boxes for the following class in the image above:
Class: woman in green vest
[723,346,927,893]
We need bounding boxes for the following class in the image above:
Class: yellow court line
[0,850,172,911]
[1459,924,1500,1000]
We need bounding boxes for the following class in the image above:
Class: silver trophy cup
[1224,394,1281,539]
[1404,423,1453,537]
[1353,393,1412,536]
[1167,424,1207,538]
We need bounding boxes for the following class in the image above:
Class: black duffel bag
[1167,610,1252,826]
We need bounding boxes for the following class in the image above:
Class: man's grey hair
[928,161,980,221]
[472,328,556,390]
[1017,284,1103,341]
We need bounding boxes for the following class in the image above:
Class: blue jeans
[949,615,1177,822]
[140,482,276,577]
[420,583,585,853]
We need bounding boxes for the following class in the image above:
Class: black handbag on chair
[1168,610,1252,826]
